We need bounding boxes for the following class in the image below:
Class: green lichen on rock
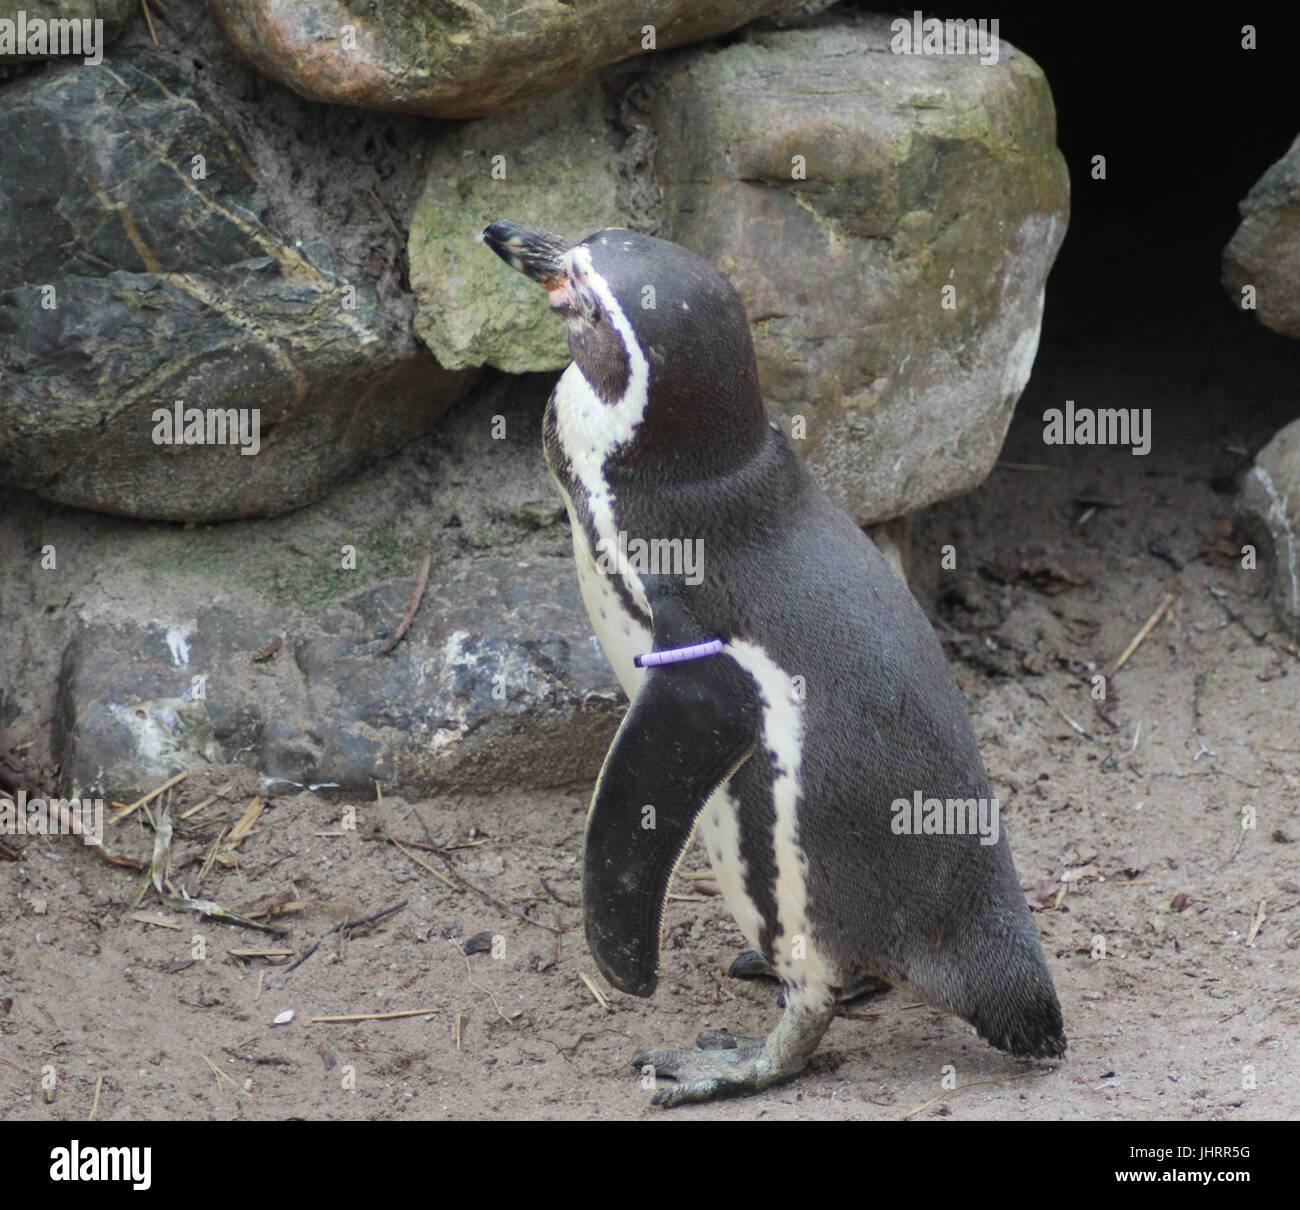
[131,511,430,612]
[409,78,627,372]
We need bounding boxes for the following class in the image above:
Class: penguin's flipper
[583,601,760,999]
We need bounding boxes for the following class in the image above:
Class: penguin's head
[481,221,766,464]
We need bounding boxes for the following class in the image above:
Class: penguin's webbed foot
[634,1041,769,1107]
[634,1005,834,1108]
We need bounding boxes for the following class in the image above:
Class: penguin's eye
[589,302,604,325]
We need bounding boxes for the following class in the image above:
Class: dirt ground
[4,243,1300,1122]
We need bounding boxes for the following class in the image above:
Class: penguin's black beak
[480,221,573,293]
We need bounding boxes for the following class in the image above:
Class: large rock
[647,13,1068,524]
[4,376,624,800]
[1223,134,1300,338]
[209,0,826,120]
[1237,418,1300,636]
[0,43,475,521]
[411,11,1068,523]
[53,555,621,799]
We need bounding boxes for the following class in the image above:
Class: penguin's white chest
[566,505,650,698]
[548,361,654,697]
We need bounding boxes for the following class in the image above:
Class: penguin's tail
[904,896,1065,1060]
[971,966,1067,1060]
[957,910,1067,1060]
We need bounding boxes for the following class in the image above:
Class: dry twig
[381,552,432,655]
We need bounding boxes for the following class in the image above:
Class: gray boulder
[1237,418,1300,636]
[645,14,1067,524]
[0,43,475,521]
[53,556,621,800]
[1224,134,1300,338]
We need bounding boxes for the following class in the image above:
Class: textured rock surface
[0,40,475,521]
[411,12,1068,522]
[409,78,623,373]
[6,376,624,800]
[646,14,1068,524]
[1223,134,1300,338]
[53,557,620,799]
[208,0,825,119]
[1237,418,1300,636]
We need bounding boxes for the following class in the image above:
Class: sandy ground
[4,252,1300,1122]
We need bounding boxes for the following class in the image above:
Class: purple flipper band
[634,638,725,669]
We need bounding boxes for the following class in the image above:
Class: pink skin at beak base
[547,257,580,309]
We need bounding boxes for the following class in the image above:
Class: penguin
[481,220,1066,1106]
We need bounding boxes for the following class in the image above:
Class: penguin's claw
[727,950,778,981]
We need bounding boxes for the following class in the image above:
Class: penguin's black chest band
[633,639,725,669]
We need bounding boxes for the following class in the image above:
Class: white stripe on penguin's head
[566,244,650,420]
[550,245,655,621]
